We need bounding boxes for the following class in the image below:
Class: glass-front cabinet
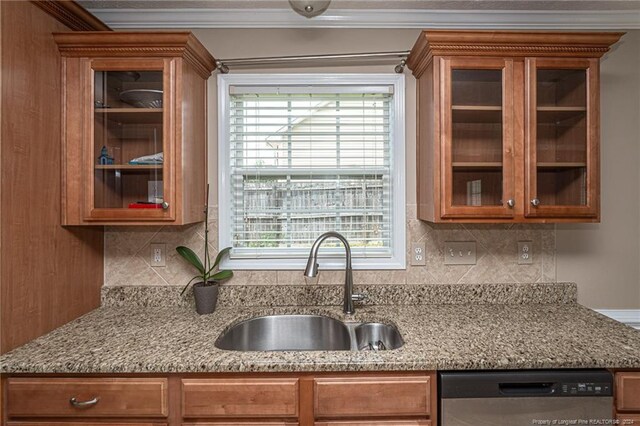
[525,58,599,218]
[441,58,515,219]
[407,30,622,223]
[55,32,215,225]
[92,61,172,221]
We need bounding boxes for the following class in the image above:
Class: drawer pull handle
[69,396,100,408]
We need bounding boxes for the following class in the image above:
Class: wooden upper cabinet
[54,32,215,225]
[525,58,600,219]
[407,30,622,223]
[439,57,516,219]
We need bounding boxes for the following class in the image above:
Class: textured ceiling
[78,0,640,11]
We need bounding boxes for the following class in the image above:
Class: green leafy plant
[176,246,233,295]
[177,185,233,295]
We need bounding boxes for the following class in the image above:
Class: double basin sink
[215,314,403,352]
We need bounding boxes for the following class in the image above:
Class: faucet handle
[351,293,368,303]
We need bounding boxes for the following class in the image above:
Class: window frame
[217,73,406,270]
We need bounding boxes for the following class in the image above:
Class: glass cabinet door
[525,58,598,218]
[441,58,515,219]
[89,59,173,221]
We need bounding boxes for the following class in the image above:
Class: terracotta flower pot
[192,281,219,315]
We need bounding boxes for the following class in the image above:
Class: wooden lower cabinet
[183,423,298,426]
[3,373,435,426]
[615,371,640,424]
[6,378,168,418]
[182,379,299,418]
[617,372,640,412]
[314,377,431,418]
[7,424,167,426]
[315,422,430,426]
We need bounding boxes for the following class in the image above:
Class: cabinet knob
[531,198,541,207]
[507,199,515,207]
[70,397,99,408]
[161,201,170,210]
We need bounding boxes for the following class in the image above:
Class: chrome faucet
[304,231,366,314]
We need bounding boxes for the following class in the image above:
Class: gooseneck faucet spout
[304,231,364,314]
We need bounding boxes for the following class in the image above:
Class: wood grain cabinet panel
[616,372,640,412]
[8,423,167,426]
[6,378,168,418]
[182,378,299,418]
[183,423,298,426]
[313,376,430,418]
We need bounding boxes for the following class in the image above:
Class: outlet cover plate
[518,241,533,265]
[444,241,477,265]
[151,243,166,267]
[411,242,426,266]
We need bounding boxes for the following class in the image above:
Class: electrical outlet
[411,242,426,266]
[518,241,533,265]
[151,243,166,267]
[444,241,477,265]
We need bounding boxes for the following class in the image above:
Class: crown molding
[53,32,216,78]
[406,30,623,77]
[87,8,640,30]
[32,1,111,31]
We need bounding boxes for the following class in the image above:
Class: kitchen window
[218,74,405,270]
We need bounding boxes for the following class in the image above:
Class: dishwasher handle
[499,382,555,396]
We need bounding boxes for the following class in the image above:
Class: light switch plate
[518,241,533,265]
[411,242,426,266]
[444,241,477,265]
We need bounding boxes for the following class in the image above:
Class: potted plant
[177,188,233,314]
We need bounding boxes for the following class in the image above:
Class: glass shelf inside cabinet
[536,68,587,206]
[451,69,503,206]
[94,70,165,210]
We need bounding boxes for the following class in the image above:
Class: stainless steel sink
[215,315,404,352]
[355,322,404,351]
[215,315,352,351]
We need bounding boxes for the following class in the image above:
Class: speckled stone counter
[1,283,639,374]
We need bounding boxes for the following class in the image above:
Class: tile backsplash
[104,205,556,287]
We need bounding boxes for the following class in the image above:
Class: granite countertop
[1,283,639,373]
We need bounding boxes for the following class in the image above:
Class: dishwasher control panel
[440,369,614,398]
[560,382,612,396]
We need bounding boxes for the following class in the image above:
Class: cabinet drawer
[8,424,167,426]
[184,423,298,426]
[182,378,299,418]
[6,378,168,418]
[314,376,431,418]
[617,372,640,411]
[316,421,430,426]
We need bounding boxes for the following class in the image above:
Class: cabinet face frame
[82,58,176,223]
[439,57,516,219]
[616,372,640,412]
[524,57,600,219]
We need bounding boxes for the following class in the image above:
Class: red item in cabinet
[128,203,163,209]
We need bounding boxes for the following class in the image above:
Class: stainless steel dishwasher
[440,370,613,426]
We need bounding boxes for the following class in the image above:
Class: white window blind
[218,75,405,270]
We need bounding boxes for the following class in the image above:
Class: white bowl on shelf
[119,89,163,108]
